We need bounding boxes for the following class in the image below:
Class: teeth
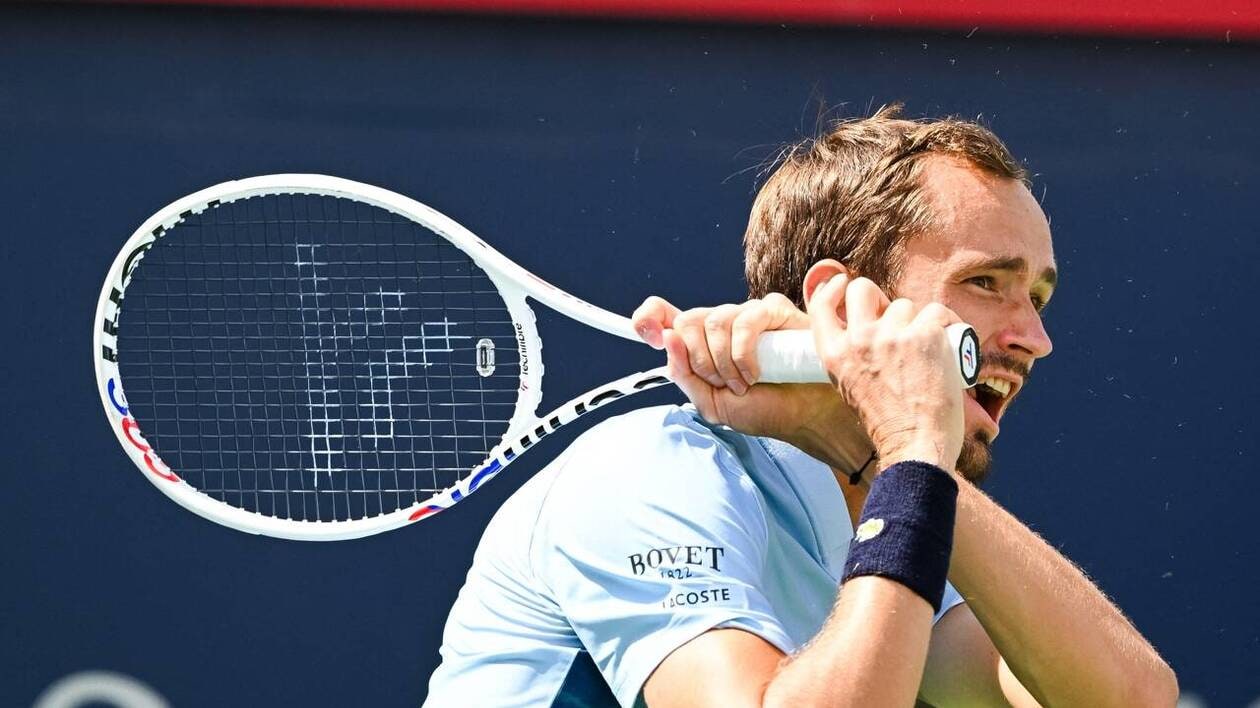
[979,377,1012,398]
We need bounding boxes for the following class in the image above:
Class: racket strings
[115,193,521,522]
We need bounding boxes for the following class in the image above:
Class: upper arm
[920,603,1041,708]
[643,628,785,708]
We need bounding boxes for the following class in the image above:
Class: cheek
[895,280,994,338]
[935,291,988,332]
[935,290,1003,343]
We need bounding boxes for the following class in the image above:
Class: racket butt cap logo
[957,327,980,387]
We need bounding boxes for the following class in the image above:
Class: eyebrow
[967,255,1058,289]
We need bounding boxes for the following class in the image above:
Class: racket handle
[755,323,981,389]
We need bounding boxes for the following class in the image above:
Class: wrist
[787,390,874,471]
[877,441,954,473]
[842,460,959,612]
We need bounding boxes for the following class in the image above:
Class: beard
[956,430,994,483]
[955,348,1026,484]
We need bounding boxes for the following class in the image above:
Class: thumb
[632,296,682,349]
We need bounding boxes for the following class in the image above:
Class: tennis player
[424,107,1177,707]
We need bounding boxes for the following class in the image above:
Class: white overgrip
[754,330,828,384]
[753,323,980,389]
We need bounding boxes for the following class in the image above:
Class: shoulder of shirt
[534,404,765,519]
[562,402,747,475]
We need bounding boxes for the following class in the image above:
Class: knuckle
[908,326,940,348]
[731,308,764,332]
[920,302,950,318]
[635,295,671,319]
[630,301,653,320]
[763,292,794,309]
[674,308,707,329]
[704,305,739,331]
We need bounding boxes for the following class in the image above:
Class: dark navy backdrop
[2,5,1256,706]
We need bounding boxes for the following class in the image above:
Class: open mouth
[968,376,1015,423]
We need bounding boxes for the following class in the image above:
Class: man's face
[890,157,1057,482]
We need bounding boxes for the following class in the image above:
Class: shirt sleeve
[530,408,794,708]
[937,580,964,623]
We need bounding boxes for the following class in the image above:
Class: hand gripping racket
[94,175,980,540]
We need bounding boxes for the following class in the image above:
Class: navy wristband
[841,460,959,612]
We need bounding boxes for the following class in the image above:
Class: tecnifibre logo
[514,322,529,377]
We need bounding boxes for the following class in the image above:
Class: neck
[776,389,871,466]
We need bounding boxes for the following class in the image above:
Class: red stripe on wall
[110,0,1258,42]
[128,0,1260,41]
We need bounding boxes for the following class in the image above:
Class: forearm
[766,460,957,708]
[764,577,934,708]
[949,482,1178,706]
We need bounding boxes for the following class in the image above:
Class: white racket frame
[95,174,976,541]
[94,174,674,540]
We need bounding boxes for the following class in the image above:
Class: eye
[966,275,997,291]
[1032,293,1050,314]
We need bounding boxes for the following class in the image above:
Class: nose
[995,298,1053,360]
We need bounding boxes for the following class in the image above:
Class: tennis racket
[94,174,980,541]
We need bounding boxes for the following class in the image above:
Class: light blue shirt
[424,405,963,707]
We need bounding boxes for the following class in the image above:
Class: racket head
[94,175,544,540]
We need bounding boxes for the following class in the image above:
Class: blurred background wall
[2,2,1257,705]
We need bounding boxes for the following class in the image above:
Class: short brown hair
[743,105,1029,305]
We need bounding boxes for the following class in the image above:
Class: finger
[730,294,807,385]
[631,296,682,349]
[880,297,917,327]
[912,302,963,330]
[844,277,891,329]
[663,329,716,417]
[703,304,747,395]
[762,292,811,329]
[807,273,850,371]
[910,304,971,393]
[672,308,725,389]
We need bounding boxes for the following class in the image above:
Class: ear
[801,259,850,308]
